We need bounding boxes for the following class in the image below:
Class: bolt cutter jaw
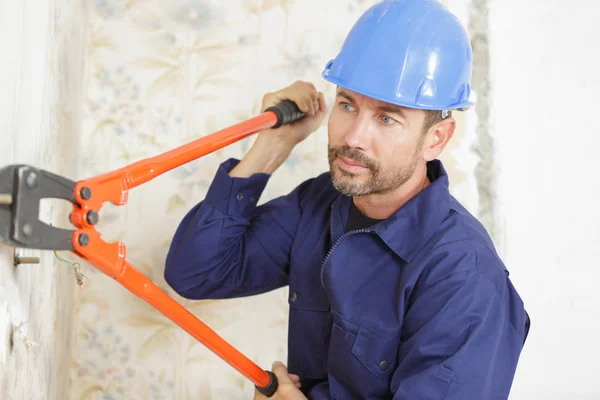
[0,164,77,251]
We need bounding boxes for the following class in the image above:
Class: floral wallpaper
[69,0,473,399]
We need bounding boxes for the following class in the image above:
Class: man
[164,0,530,399]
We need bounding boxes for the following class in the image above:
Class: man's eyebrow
[376,104,407,119]
[336,90,356,104]
[336,90,407,118]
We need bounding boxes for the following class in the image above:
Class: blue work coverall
[164,158,530,399]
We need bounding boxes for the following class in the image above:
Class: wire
[53,250,71,264]
[54,250,87,286]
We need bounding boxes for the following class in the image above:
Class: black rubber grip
[265,100,306,128]
[255,370,278,397]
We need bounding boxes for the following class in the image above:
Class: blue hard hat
[322,0,474,111]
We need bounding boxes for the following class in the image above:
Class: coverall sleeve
[164,158,310,299]
[391,247,530,399]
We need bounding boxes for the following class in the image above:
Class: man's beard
[327,145,420,196]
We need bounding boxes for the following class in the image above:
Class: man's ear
[422,117,456,162]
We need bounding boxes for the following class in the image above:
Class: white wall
[489,1,600,399]
[0,1,87,398]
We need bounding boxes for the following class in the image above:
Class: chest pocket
[328,317,401,399]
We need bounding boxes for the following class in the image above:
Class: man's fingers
[299,93,315,116]
[318,92,326,112]
[262,82,321,117]
[261,92,281,112]
[277,92,312,116]
[310,89,321,115]
[271,361,295,385]
[288,373,302,389]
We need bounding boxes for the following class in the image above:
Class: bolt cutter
[0,100,305,397]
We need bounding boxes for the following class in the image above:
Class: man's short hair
[421,110,452,135]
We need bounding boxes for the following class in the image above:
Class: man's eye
[380,115,395,124]
[341,102,354,111]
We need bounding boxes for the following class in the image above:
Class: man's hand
[230,81,327,178]
[258,80,327,147]
[253,361,307,400]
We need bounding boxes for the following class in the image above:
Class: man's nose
[343,114,371,150]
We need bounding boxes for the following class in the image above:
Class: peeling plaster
[469,0,497,243]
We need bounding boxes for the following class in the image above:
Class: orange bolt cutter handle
[0,100,305,397]
[71,100,304,212]
[72,228,276,390]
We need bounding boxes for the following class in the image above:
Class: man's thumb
[271,361,294,384]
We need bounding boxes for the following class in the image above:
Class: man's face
[327,87,428,197]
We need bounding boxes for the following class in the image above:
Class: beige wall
[0,1,87,399]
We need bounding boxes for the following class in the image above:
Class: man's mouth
[337,156,368,171]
